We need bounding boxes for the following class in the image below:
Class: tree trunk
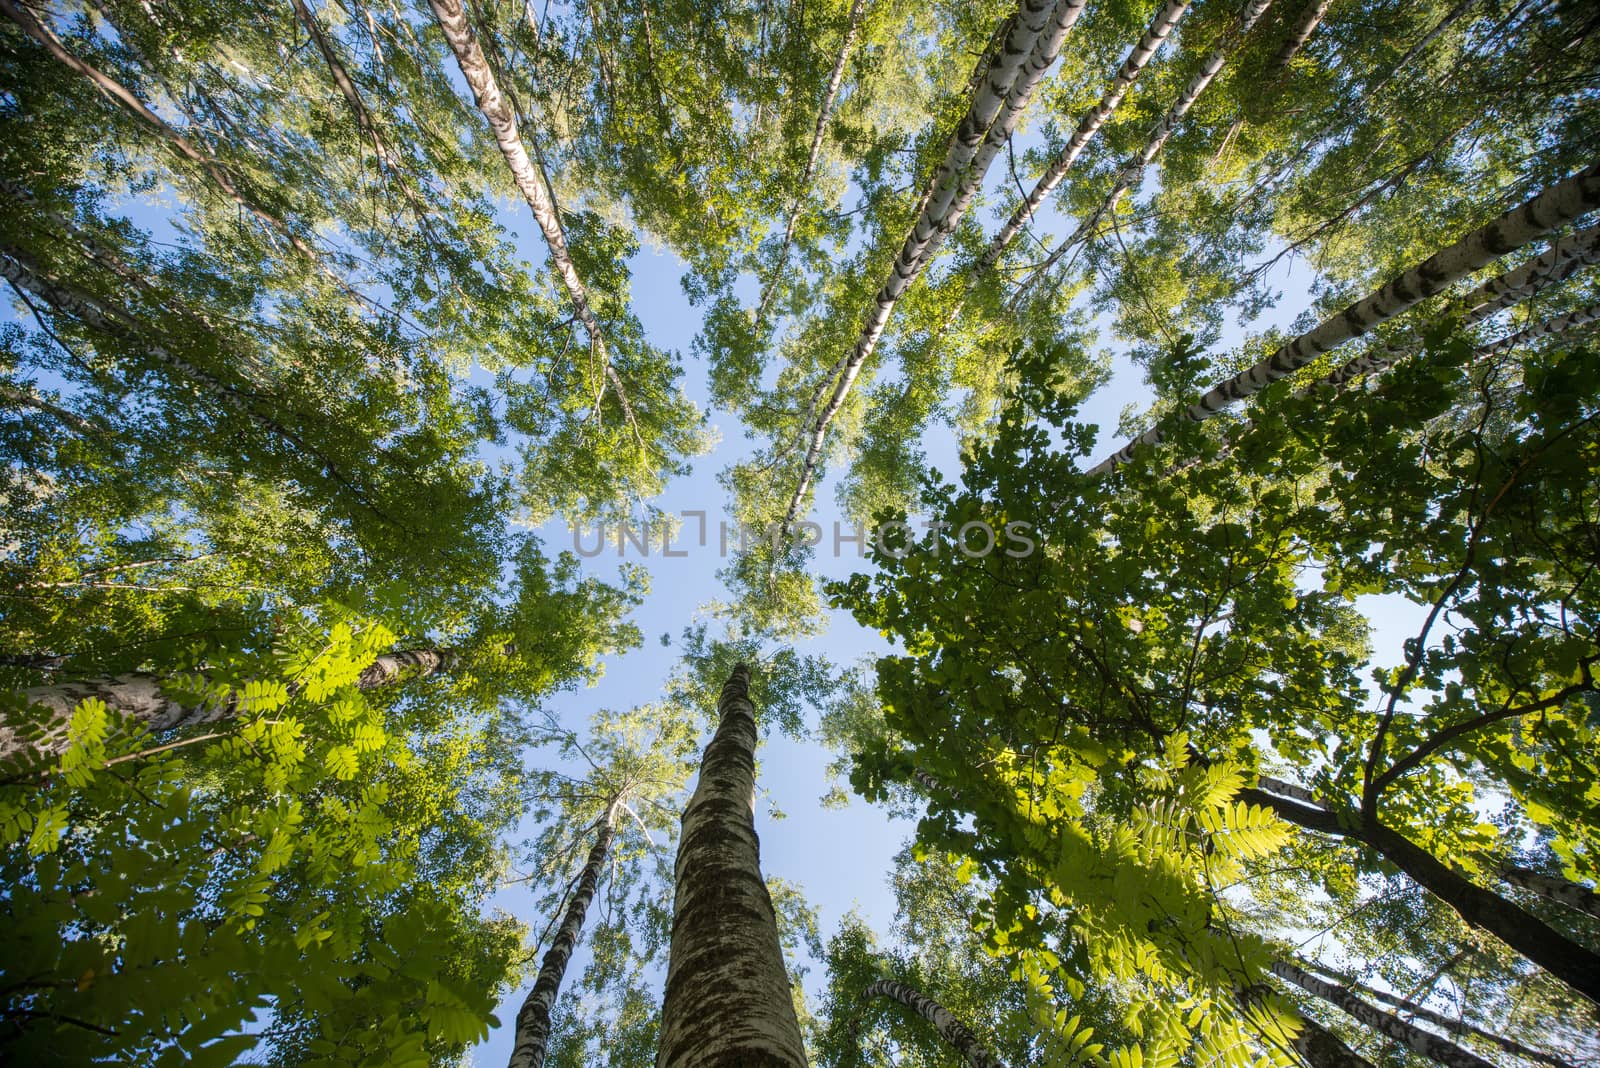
[1322,966,1579,1068]
[426,0,635,426]
[1089,161,1600,474]
[1496,863,1600,921]
[1241,786,1600,1005]
[1476,301,1600,357]
[508,800,619,1068]
[1285,1011,1374,1068]
[975,0,1190,274]
[856,979,1005,1068]
[1460,220,1600,323]
[656,664,806,1067]
[1013,0,1276,301]
[1270,960,1497,1068]
[3,648,462,764]
[0,0,315,260]
[1314,289,1600,392]
[1265,0,1331,77]
[782,0,1065,528]
[756,0,869,325]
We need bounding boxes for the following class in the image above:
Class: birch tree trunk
[756,0,869,325]
[855,979,1005,1068]
[1496,863,1600,921]
[975,0,1190,274]
[1265,0,1331,76]
[1014,0,1276,301]
[1476,301,1600,357]
[783,0,1065,527]
[655,664,807,1068]
[1269,960,1497,1068]
[1328,968,1579,1068]
[1239,785,1600,1004]
[427,0,635,425]
[0,0,315,260]
[508,800,619,1068]
[3,648,462,764]
[1089,161,1600,474]
[1284,1011,1374,1068]
[1460,221,1600,323]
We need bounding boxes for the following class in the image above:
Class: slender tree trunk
[1089,161,1600,474]
[1270,960,1497,1068]
[1495,863,1600,921]
[783,0,1068,527]
[975,0,1190,274]
[756,0,869,325]
[1240,786,1600,1004]
[0,0,315,259]
[855,979,1005,1068]
[1285,1011,1374,1067]
[426,0,636,428]
[1460,220,1600,322]
[1476,301,1600,357]
[1316,293,1600,390]
[1233,979,1375,1068]
[3,648,462,764]
[1317,966,1579,1068]
[656,664,806,1067]
[1265,0,1331,76]
[508,800,619,1068]
[1013,0,1276,301]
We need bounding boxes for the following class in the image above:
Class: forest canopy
[1,0,1598,1066]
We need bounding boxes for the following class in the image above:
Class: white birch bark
[1265,0,1331,76]
[782,0,1065,527]
[2,649,461,764]
[1474,301,1600,357]
[427,0,635,426]
[655,665,806,1068]
[1496,863,1600,921]
[756,0,870,325]
[1461,221,1600,322]
[1014,0,1277,300]
[1270,960,1498,1068]
[1089,161,1600,474]
[1327,969,1579,1068]
[507,801,619,1068]
[856,979,1005,1068]
[1233,983,1374,1068]
[1284,1011,1375,1067]
[975,0,1191,274]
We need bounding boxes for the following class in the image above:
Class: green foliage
[0,613,527,1064]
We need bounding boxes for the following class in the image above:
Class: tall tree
[656,664,807,1068]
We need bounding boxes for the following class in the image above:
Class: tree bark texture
[1266,0,1331,76]
[1460,220,1600,323]
[656,664,807,1068]
[857,979,1005,1068]
[1090,161,1600,474]
[427,0,635,421]
[508,801,618,1068]
[1270,960,1497,1068]
[976,0,1190,273]
[783,0,1068,528]
[1241,786,1600,1005]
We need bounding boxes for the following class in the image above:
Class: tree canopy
[3,0,1598,1065]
